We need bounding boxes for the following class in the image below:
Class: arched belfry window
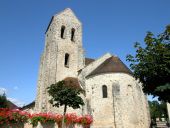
[61,26,65,39]
[71,28,75,42]
[64,53,69,67]
[102,85,108,98]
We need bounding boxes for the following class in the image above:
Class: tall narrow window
[102,85,108,98]
[65,53,69,67]
[61,26,65,39]
[71,28,75,42]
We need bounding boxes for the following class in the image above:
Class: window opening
[65,53,69,67]
[61,26,65,39]
[71,28,75,41]
[102,85,108,98]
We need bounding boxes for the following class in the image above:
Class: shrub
[0,108,30,126]
[0,109,93,127]
[30,113,56,126]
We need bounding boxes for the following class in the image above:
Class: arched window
[61,26,65,39]
[65,53,69,67]
[102,85,107,98]
[71,28,75,42]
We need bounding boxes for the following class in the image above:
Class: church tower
[35,8,84,112]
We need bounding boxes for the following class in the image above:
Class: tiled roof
[85,58,95,66]
[21,101,35,110]
[78,58,95,74]
[7,101,20,109]
[87,56,133,77]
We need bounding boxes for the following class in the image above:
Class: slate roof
[87,56,133,77]
[7,101,20,109]
[85,58,95,66]
[78,58,95,74]
[21,101,35,110]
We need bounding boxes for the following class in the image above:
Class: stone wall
[35,8,85,114]
[85,73,150,128]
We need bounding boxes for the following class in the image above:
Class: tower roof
[54,8,79,18]
[45,8,81,33]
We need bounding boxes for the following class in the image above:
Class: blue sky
[0,0,170,106]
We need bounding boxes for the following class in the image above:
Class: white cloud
[7,97,25,107]
[13,86,19,90]
[0,87,7,95]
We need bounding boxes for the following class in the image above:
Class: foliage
[60,113,93,127]
[47,78,85,127]
[149,100,168,121]
[126,25,170,102]
[0,108,30,126]
[0,93,8,108]
[30,113,57,126]
[64,113,93,127]
[64,113,77,126]
[29,112,93,127]
[0,109,93,127]
[47,78,84,115]
[76,115,93,127]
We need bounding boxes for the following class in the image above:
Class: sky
[0,0,170,107]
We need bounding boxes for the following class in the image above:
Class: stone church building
[30,8,151,128]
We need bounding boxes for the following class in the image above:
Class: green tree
[149,100,168,121]
[159,101,168,119]
[47,77,84,127]
[127,25,170,102]
[0,93,8,108]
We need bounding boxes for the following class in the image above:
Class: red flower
[0,108,93,127]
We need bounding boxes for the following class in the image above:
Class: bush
[30,113,57,126]
[0,108,30,126]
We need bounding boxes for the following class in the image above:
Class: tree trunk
[62,104,67,128]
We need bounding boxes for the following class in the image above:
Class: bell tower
[45,8,84,81]
[35,8,84,112]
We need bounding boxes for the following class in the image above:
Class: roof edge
[86,71,133,78]
[45,16,54,34]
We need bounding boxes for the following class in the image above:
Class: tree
[149,100,168,121]
[126,25,170,102]
[47,77,84,127]
[0,93,8,108]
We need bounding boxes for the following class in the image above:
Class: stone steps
[156,121,168,128]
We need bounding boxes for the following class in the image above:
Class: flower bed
[30,113,56,126]
[0,108,93,128]
[0,108,30,128]
[0,108,30,125]
[76,115,93,128]
[30,113,93,127]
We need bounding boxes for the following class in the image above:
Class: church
[28,8,151,128]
